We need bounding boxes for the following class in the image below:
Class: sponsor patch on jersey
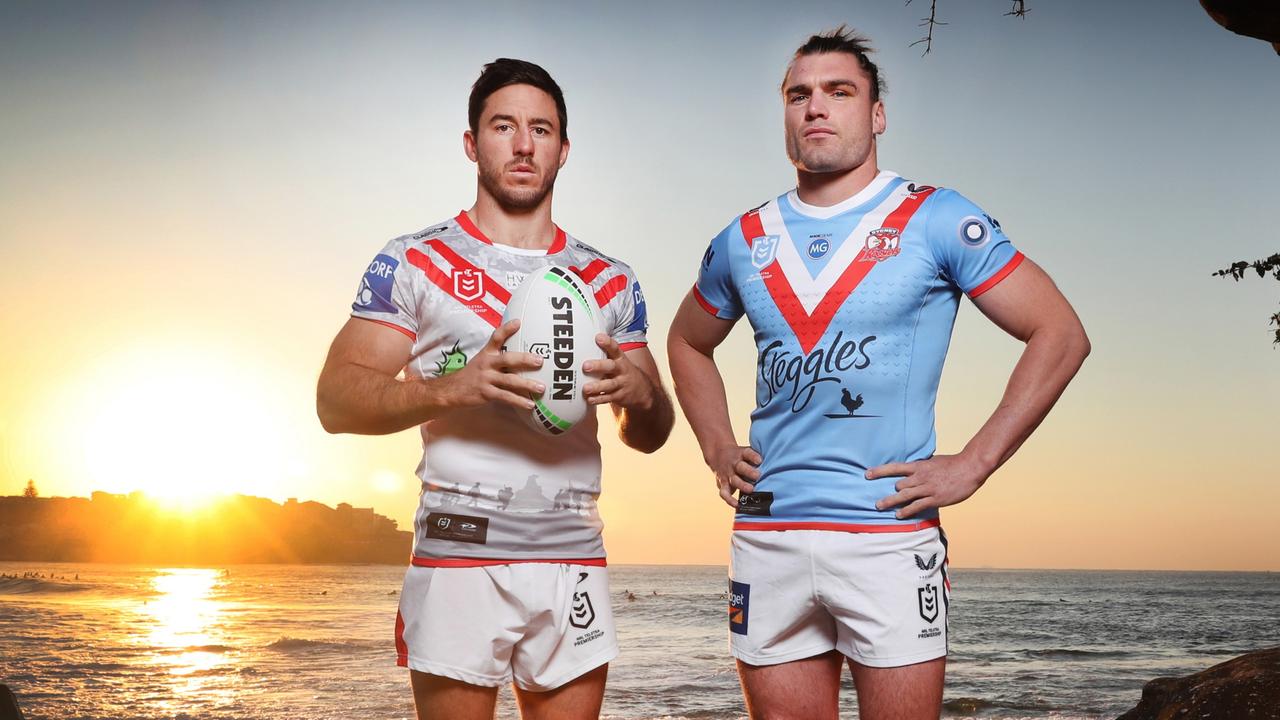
[729,580,750,635]
[424,513,489,544]
[807,237,830,259]
[626,281,649,334]
[959,216,990,248]
[736,491,773,517]
[354,253,399,314]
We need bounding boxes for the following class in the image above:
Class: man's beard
[478,157,559,211]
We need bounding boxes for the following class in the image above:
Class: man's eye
[831,90,849,98]
[496,124,513,132]
[789,94,808,104]
[532,127,548,136]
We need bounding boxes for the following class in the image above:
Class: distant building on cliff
[0,492,412,565]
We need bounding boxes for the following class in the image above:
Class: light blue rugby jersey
[693,171,1023,531]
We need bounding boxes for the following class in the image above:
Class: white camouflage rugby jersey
[350,211,649,566]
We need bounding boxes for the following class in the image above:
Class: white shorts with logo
[395,563,616,691]
[728,527,949,668]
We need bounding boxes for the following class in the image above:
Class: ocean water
[1,562,1277,719]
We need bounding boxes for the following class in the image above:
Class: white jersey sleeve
[350,236,419,338]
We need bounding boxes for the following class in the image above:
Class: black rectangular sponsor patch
[424,513,489,544]
[736,491,773,517]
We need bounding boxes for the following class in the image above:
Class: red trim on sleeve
[594,275,629,307]
[733,518,941,533]
[570,258,612,283]
[355,317,416,340]
[969,251,1025,298]
[692,285,720,316]
[618,341,647,352]
[454,211,492,245]
[410,556,608,568]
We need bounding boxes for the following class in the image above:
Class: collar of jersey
[784,170,901,220]
[454,211,567,255]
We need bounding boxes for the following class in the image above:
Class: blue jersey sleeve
[693,221,744,320]
[924,189,1023,298]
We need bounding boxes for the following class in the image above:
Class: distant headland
[0,492,412,565]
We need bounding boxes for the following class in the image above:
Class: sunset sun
[66,344,296,508]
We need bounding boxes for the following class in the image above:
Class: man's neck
[467,193,556,250]
[795,158,881,208]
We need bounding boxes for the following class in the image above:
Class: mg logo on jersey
[918,584,939,623]
[861,227,901,263]
[453,268,484,301]
[751,234,780,268]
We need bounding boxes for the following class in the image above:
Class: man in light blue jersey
[667,27,1089,719]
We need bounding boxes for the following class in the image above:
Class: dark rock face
[1117,646,1280,720]
[1200,0,1280,54]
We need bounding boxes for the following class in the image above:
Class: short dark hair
[468,58,568,141]
[785,25,886,102]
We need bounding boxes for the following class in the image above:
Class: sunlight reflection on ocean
[1,563,1277,719]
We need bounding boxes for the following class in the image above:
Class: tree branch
[907,0,947,56]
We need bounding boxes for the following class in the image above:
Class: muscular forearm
[668,336,739,464]
[615,384,675,454]
[962,323,1090,475]
[317,364,459,435]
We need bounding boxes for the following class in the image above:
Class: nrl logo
[571,590,596,629]
[453,268,484,301]
[918,583,939,623]
[751,234,780,269]
[860,227,901,263]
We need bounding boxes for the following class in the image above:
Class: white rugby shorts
[395,563,616,690]
[728,526,949,668]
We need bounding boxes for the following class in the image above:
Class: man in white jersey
[317,58,674,720]
[667,28,1090,719]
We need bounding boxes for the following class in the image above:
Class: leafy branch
[1213,253,1280,345]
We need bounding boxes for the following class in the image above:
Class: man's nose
[805,94,828,120]
[513,127,535,155]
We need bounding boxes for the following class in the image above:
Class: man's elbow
[315,387,351,435]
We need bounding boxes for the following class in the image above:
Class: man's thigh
[737,650,844,720]
[410,671,498,720]
[848,656,945,720]
[513,662,608,720]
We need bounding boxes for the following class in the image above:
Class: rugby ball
[501,265,605,436]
